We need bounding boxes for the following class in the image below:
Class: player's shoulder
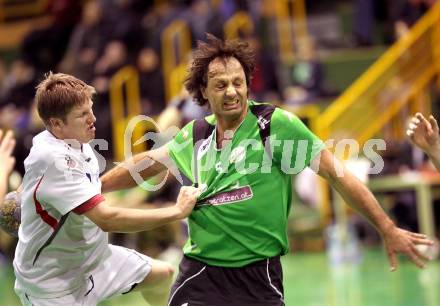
[271,106,301,125]
[25,131,77,170]
[247,100,298,125]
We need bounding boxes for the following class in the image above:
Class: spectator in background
[0,60,37,112]
[394,0,431,39]
[184,0,224,45]
[103,0,149,59]
[353,0,375,46]
[284,39,336,105]
[247,37,281,101]
[59,0,114,82]
[137,47,166,116]
[21,0,81,72]
[93,40,129,96]
[91,40,129,153]
[0,60,40,175]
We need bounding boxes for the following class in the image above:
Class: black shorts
[168,255,285,306]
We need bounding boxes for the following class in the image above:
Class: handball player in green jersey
[101,34,434,306]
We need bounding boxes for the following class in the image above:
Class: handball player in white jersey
[13,73,200,306]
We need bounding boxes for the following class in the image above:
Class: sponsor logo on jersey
[257,115,270,130]
[198,185,253,206]
[65,156,76,168]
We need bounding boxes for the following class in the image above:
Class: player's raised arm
[101,144,170,193]
[407,113,440,171]
[314,149,434,271]
[83,186,200,233]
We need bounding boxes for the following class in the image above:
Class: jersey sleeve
[36,153,103,216]
[167,121,196,183]
[270,108,325,173]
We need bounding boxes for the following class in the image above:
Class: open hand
[407,113,440,154]
[382,226,434,271]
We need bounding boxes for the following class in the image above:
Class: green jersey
[168,100,325,267]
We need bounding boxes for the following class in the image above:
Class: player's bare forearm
[316,150,434,270]
[85,186,200,232]
[327,166,394,234]
[317,150,394,233]
[88,205,183,233]
[426,149,440,172]
[101,150,167,193]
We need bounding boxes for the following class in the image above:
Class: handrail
[314,2,440,141]
[0,0,49,22]
[161,19,191,102]
[109,66,143,161]
[312,2,440,225]
[224,10,254,40]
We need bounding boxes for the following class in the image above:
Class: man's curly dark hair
[184,34,256,106]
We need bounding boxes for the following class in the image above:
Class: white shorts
[15,244,152,306]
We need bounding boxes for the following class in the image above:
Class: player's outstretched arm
[314,149,434,271]
[101,145,170,193]
[84,186,200,233]
[407,113,440,171]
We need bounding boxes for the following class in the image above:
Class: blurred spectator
[0,59,42,176]
[247,37,281,101]
[21,0,81,72]
[59,0,114,81]
[91,40,129,152]
[93,40,129,93]
[152,87,209,136]
[103,0,149,58]
[0,59,38,135]
[394,0,432,39]
[284,40,336,105]
[146,1,182,53]
[183,0,224,44]
[0,60,37,111]
[353,0,375,46]
[137,47,166,116]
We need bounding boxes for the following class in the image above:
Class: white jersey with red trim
[13,130,107,298]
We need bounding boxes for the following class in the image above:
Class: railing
[0,0,49,21]
[224,11,254,39]
[109,66,154,161]
[313,2,440,223]
[161,19,191,102]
